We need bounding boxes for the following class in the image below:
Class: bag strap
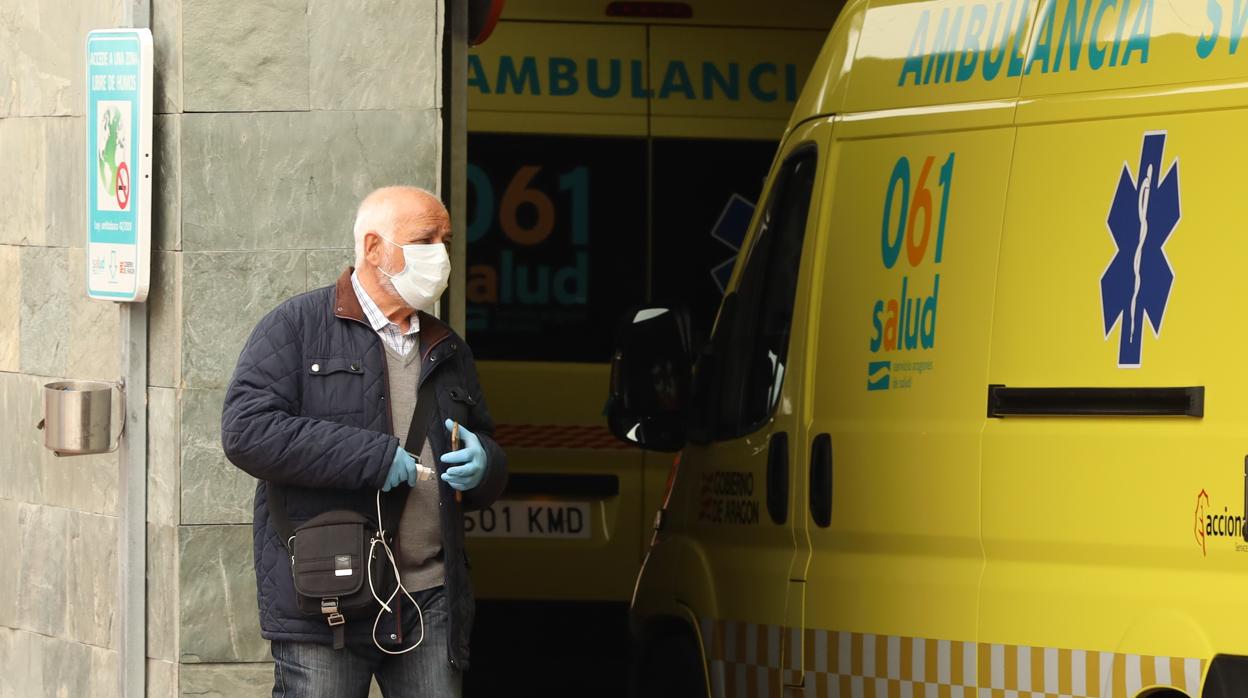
[268,483,296,552]
[403,376,438,469]
[268,378,438,552]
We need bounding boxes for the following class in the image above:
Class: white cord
[368,490,425,655]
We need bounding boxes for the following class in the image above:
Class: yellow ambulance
[608,0,1248,695]
[463,0,830,605]
[460,2,834,686]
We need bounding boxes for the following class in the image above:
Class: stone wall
[1,0,445,694]
[1,0,129,694]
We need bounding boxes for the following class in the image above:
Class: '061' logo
[867,152,956,391]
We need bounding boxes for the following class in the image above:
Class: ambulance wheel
[632,625,708,698]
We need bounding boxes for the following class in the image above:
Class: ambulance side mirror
[606,305,694,452]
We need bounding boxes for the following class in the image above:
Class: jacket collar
[333,267,454,360]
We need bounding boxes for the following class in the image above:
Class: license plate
[463,500,591,539]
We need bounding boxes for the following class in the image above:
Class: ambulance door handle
[810,434,833,528]
[766,432,789,525]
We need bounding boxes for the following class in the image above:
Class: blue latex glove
[440,420,487,491]
[382,448,419,492]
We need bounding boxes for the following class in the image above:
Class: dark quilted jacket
[220,268,507,670]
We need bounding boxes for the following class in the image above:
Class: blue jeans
[271,586,461,698]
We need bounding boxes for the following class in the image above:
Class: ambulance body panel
[804,114,1014,648]
[623,0,1248,694]
[981,100,1248,667]
[786,2,863,131]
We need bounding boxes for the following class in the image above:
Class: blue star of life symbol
[1100,132,1181,368]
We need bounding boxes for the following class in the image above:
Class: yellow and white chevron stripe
[699,620,1206,698]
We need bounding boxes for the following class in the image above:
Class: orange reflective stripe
[492,423,634,450]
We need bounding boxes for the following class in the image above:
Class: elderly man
[222,186,507,697]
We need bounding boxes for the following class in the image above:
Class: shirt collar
[350,271,420,335]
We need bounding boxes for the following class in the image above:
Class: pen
[451,421,463,503]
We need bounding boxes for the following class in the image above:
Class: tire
[631,627,709,698]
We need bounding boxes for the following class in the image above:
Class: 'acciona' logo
[1100,132,1180,368]
[1194,489,1248,557]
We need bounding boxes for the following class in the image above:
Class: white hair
[352,186,441,266]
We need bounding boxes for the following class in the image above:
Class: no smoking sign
[86,29,152,302]
[116,161,130,209]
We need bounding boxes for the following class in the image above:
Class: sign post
[86,28,152,302]
[87,23,151,698]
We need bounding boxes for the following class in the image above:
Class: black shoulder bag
[267,380,436,650]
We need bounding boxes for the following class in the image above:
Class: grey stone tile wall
[90,644,121,697]
[1,106,125,694]
[2,0,444,693]
[66,511,119,647]
[14,503,69,638]
[308,0,441,111]
[44,117,86,249]
[0,118,46,246]
[0,373,43,505]
[181,387,253,525]
[154,115,183,252]
[19,246,69,377]
[149,658,180,698]
[180,109,441,252]
[40,636,97,697]
[178,524,268,663]
[149,387,182,527]
[19,244,121,384]
[0,626,44,697]
[67,250,121,381]
[180,662,274,697]
[182,0,310,112]
[0,500,19,629]
[0,117,88,249]
[176,663,383,697]
[180,250,307,390]
[0,246,18,371]
[153,0,183,115]
[0,0,125,118]
[41,442,119,517]
[3,503,119,649]
[0,627,120,697]
[307,248,354,289]
[56,639,117,697]
[148,524,179,662]
[149,251,183,388]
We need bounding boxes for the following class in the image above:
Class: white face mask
[376,236,451,313]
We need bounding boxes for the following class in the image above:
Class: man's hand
[440,420,487,491]
[383,449,419,492]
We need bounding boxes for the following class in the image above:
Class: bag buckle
[322,598,345,627]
